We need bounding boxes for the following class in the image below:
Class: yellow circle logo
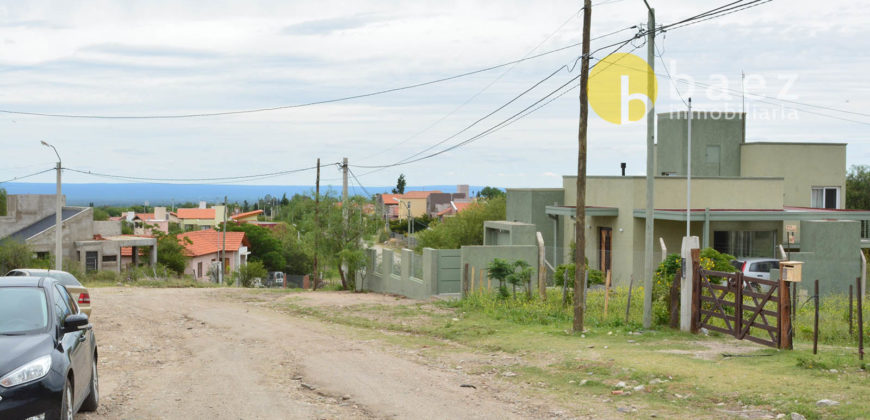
[588,53,658,125]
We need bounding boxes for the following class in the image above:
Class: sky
[1,0,868,190]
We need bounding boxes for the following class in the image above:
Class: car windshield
[0,287,49,335]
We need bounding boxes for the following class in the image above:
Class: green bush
[237,260,267,287]
[554,263,604,287]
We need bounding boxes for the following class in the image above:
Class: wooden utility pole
[313,159,320,291]
[642,1,656,329]
[573,0,592,333]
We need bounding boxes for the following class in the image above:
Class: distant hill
[1,183,494,206]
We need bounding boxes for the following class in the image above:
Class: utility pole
[41,141,62,271]
[341,157,349,287]
[573,0,592,333]
[313,159,320,291]
[642,1,656,329]
[686,98,692,237]
[222,195,228,286]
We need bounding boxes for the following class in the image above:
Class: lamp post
[41,141,62,271]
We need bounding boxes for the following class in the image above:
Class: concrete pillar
[702,208,711,249]
[680,236,700,332]
[132,246,138,266]
[150,243,158,266]
[116,245,122,273]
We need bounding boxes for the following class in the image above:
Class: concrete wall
[506,188,563,250]
[483,221,537,246]
[94,221,121,237]
[740,143,846,208]
[789,220,862,296]
[358,248,459,299]
[27,207,93,261]
[0,194,64,239]
[656,112,745,177]
[460,245,538,293]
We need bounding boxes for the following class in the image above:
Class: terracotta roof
[120,247,146,257]
[176,208,216,219]
[231,210,263,220]
[177,229,249,257]
[437,201,475,216]
[134,213,156,221]
[382,191,442,203]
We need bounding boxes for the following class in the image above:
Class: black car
[0,276,98,420]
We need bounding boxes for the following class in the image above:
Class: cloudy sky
[1,0,868,190]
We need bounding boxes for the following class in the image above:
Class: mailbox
[779,261,803,282]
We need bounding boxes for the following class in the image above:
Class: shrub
[554,263,604,287]
[237,260,267,287]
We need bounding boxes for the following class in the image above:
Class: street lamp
[41,141,62,271]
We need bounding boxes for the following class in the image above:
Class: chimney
[199,201,206,209]
[620,162,626,176]
[154,206,167,220]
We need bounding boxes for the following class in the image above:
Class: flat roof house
[509,112,870,296]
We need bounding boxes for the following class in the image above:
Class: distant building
[177,229,250,281]
[174,205,227,230]
[0,194,157,272]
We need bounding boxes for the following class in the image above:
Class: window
[197,262,203,278]
[52,285,72,325]
[102,255,117,262]
[713,230,777,258]
[811,187,839,209]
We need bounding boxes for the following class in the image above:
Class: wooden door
[599,227,612,273]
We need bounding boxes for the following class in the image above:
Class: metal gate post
[735,271,744,339]
[690,249,701,334]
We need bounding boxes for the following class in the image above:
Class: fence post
[813,279,819,355]
[735,271,744,339]
[690,248,701,334]
[669,270,681,329]
[462,263,469,296]
[779,274,792,350]
[850,284,854,337]
[858,277,864,360]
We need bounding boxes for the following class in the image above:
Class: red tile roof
[177,229,249,257]
[382,191,442,203]
[437,201,475,216]
[134,213,156,221]
[176,208,216,219]
[231,209,263,220]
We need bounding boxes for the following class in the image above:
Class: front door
[599,227,612,273]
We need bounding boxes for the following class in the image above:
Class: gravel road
[78,288,555,420]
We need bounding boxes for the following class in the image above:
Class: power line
[63,164,331,184]
[654,41,687,106]
[0,168,56,184]
[347,167,373,197]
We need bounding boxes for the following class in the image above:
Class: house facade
[177,229,250,281]
[506,112,869,295]
[175,205,227,230]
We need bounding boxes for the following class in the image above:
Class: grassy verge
[257,287,867,419]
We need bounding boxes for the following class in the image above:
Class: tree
[507,260,533,298]
[392,174,406,194]
[477,186,505,200]
[0,239,34,273]
[281,193,290,206]
[155,233,190,275]
[487,258,512,298]
[0,188,6,216]
[415,196,506,250]
[847,165,870,210]
[223,223,285,272]
[243,200,250,212]
[93,207,110,221]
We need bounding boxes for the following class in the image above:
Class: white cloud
[1,0,869,190]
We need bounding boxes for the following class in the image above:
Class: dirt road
[79,288,561,420]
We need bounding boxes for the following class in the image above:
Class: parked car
[0,276,99,419]
[732,258,781,281]
[5,269,91,317]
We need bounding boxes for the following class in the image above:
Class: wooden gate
[692,263,792,349]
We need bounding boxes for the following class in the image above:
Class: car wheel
[80,358,99,412]
[60,378,74,420]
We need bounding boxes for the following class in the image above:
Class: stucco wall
[27,207,93,260]
[506,189,563,250]
[0,194,65,239]
[656,112,745,177]
[740,143,846,208]
[789,220,861,296]
[460,245,538,293]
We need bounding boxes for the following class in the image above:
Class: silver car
[732,258,780,281]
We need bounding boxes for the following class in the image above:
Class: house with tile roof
[177,229,250,281]
[436,201,475,221]
[230,209,263,223]
[175,205,227,230]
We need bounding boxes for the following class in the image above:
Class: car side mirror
[62,313,90,334]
